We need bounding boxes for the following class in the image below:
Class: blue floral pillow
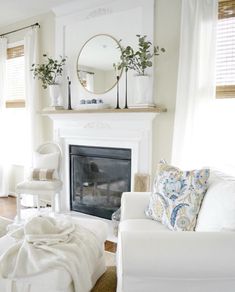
[146,162,210,231]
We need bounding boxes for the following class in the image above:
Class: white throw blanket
[0,215,103,292]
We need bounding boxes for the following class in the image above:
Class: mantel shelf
[42,106,167,115]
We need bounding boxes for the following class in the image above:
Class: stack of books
[128,103,156,109]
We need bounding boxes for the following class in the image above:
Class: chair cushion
[145,161,210,231]
[16,180,62,192]
[29,168,57,181]
[196,171,235,231]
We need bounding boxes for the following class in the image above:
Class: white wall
[0,0,182,193]
[153,0,181,172]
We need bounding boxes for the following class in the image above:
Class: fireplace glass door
[70,145,131,219]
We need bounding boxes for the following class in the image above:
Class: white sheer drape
[24,27,41,164]
[172,0,218,169]
[22,27,41,206]
[0,37,9,197]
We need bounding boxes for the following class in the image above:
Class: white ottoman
[0,216,108,292]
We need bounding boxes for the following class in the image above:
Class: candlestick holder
[124,69,128,109]
[67,76,72,110]
[115,75,120,109]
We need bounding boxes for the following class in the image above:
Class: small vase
[135,75,150,105]
[49,84,61,107]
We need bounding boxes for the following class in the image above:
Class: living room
[0,0,235,291]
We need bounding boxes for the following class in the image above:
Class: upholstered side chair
[15,142,63,223]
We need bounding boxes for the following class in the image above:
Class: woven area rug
[91,266,117,292]
[92,251,117,291]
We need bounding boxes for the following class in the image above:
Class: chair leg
[16,193,21,223]
[51,193,55,213]
[55,192,61,213]
[37,195,40,212]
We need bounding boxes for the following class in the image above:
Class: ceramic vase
[135,75,150,105]
[49,84,61,107]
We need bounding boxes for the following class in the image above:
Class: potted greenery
[118,35,165,105]
[31,54,66,107]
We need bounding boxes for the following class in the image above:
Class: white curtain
[172,0,218,169]
[0,37,9,197]
[24,26,41,164]
[22,27,41,206]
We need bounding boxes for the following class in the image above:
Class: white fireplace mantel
[43,108,164,211]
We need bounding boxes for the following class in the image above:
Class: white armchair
[15,142,63,223]
[117,192,235,292]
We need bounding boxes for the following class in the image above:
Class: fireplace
[44,111,159,215]
[69,145,131,219]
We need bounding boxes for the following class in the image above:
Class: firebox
[69,145,131,219]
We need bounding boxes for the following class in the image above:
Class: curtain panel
[172,0,218,169]
[0,37,9,197]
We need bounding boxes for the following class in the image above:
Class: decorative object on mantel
[128,103,156,109]
[124,68,128,109]
[113,63,121,109]
[117,50,129,109]
[67,76,72,110]
[118,35,165,106]
[74,98,110,110]
[31,54,67,108]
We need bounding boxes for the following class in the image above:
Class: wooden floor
[0,196,117,252]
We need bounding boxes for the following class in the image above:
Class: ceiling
[0,0,78,28]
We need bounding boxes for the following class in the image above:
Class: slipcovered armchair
[15,142,63,223]
[117,191,235,292]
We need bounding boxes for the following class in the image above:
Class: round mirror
[77,34,122,94]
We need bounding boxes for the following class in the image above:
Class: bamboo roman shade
[216,0,235,98]
[7,45,24,59]
[6,45,25,108]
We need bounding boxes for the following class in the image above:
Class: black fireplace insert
[69,145,131,219]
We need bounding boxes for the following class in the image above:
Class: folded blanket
[0,215,103,292]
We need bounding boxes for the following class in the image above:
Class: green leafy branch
[31,54,67,89]
[118,35,165,76]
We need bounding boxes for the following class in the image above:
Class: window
[6,44,25,107]
[216,0,235,98]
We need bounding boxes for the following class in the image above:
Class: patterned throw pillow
[146,162,210,231]
[30,168,56,181]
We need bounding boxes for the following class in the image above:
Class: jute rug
[91,251,117,291]
[91,266,117,292]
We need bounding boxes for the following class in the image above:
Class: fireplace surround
[44,109,161,216]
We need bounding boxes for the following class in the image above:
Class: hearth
[69,145,131,219]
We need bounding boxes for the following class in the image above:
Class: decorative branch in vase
[31,54,67,108]
[118,35,165,107]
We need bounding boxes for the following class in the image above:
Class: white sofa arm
[121,192,151,221]
[118,229,235,278]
